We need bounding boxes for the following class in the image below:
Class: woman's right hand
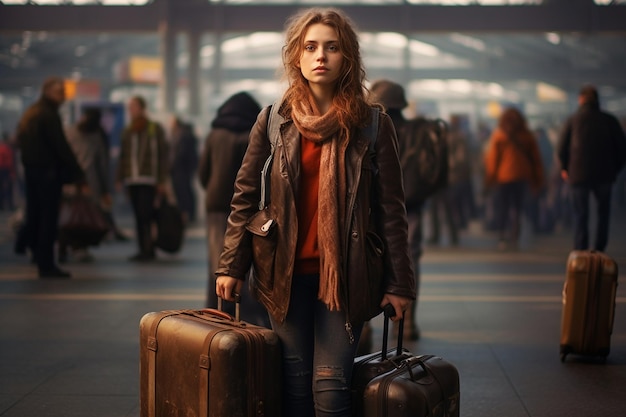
[216,275,243,302]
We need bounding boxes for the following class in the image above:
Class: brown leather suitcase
[352,306,460,417]
[139,301,282,417]
[560,250,618,362]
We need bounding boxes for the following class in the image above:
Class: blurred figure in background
[169,117,199,223]
[0,132,16,211]
[526,127,556,234]
[428,115,473,245]
[484,107,544,250]
[198,91,268,325]
[61,107,111,262]
[557,85,626,252]
[16,76,85,278]
[370,79,426,341]
[116,96,168,262]
[97,110,128,242]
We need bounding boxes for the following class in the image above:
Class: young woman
[216,8,415,417]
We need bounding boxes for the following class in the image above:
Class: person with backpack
[484,107,544,250]
[215,9,415,416]
[116,95,168,262]
[370,79,449,341]
[198,91,269,326]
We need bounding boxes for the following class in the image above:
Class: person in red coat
[484,107,544,249]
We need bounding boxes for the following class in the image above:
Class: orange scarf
[291,96,348,311]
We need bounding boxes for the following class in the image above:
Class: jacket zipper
[341,138,370,343]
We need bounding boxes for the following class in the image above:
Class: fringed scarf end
[318,266,342,311]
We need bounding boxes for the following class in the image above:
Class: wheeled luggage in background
[352,305,460,417]
[139,300,282,417]
[560,250,618,362]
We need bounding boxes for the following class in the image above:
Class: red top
[294,136,322,275]
[0,143,14,172]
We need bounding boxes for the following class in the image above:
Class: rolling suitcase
[352,305,460,417]
[560,250,618,362]
[139,299,282,417]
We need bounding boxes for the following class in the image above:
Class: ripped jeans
[269,274,364,417]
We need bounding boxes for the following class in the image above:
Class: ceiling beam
[1,3,626,34]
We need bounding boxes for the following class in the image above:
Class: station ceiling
[1,1,626,113]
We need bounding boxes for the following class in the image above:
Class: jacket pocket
[245,208,277,291]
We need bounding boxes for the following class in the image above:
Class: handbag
[155,198,185,253]
[58,195,110,247]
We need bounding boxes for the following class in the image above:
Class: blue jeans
[269,274,364,417]
[571,183,612,252]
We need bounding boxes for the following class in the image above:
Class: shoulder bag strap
[259,103,281,210]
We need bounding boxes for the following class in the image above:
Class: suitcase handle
[381,304,404,361]
[198,308,235,322]
[403,355,435,382]
[217,294,241,322]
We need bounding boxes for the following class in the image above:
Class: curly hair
[281,8,372,130]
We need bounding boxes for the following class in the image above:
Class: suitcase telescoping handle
[200,294,241,322]
[381,303,404,361]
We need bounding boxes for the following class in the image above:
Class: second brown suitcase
[560,250,618,362]
[139,302,282,417]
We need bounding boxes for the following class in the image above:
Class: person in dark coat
[558,85,626,252]
[198,92,267,324]
[169,117,199,223]
[16,76,85,278]
[370,79,422,341]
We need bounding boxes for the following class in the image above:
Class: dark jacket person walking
[16,76,85,278]
[558,85,626,252]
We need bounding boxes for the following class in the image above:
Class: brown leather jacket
[216,104,415,325]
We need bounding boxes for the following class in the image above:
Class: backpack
[398,117,449,207]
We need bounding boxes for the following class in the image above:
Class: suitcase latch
[147,337,158,352]
[199,354,210,370]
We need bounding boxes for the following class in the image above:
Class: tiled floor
[1,206,625,417]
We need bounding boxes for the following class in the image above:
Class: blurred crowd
[2,79,625,280]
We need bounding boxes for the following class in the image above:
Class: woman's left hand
[380,293,412,322]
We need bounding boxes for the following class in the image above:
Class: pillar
[159,21,177,114]
[187,30,201,116]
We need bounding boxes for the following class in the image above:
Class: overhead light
[376,33,408,49]
[448,79,472,94]
[450,33,486,52]
[200,45,215,58]
[536,82,567,102]
[488,83,504,97]
[409,39,440,57]
[545,32,561,45]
